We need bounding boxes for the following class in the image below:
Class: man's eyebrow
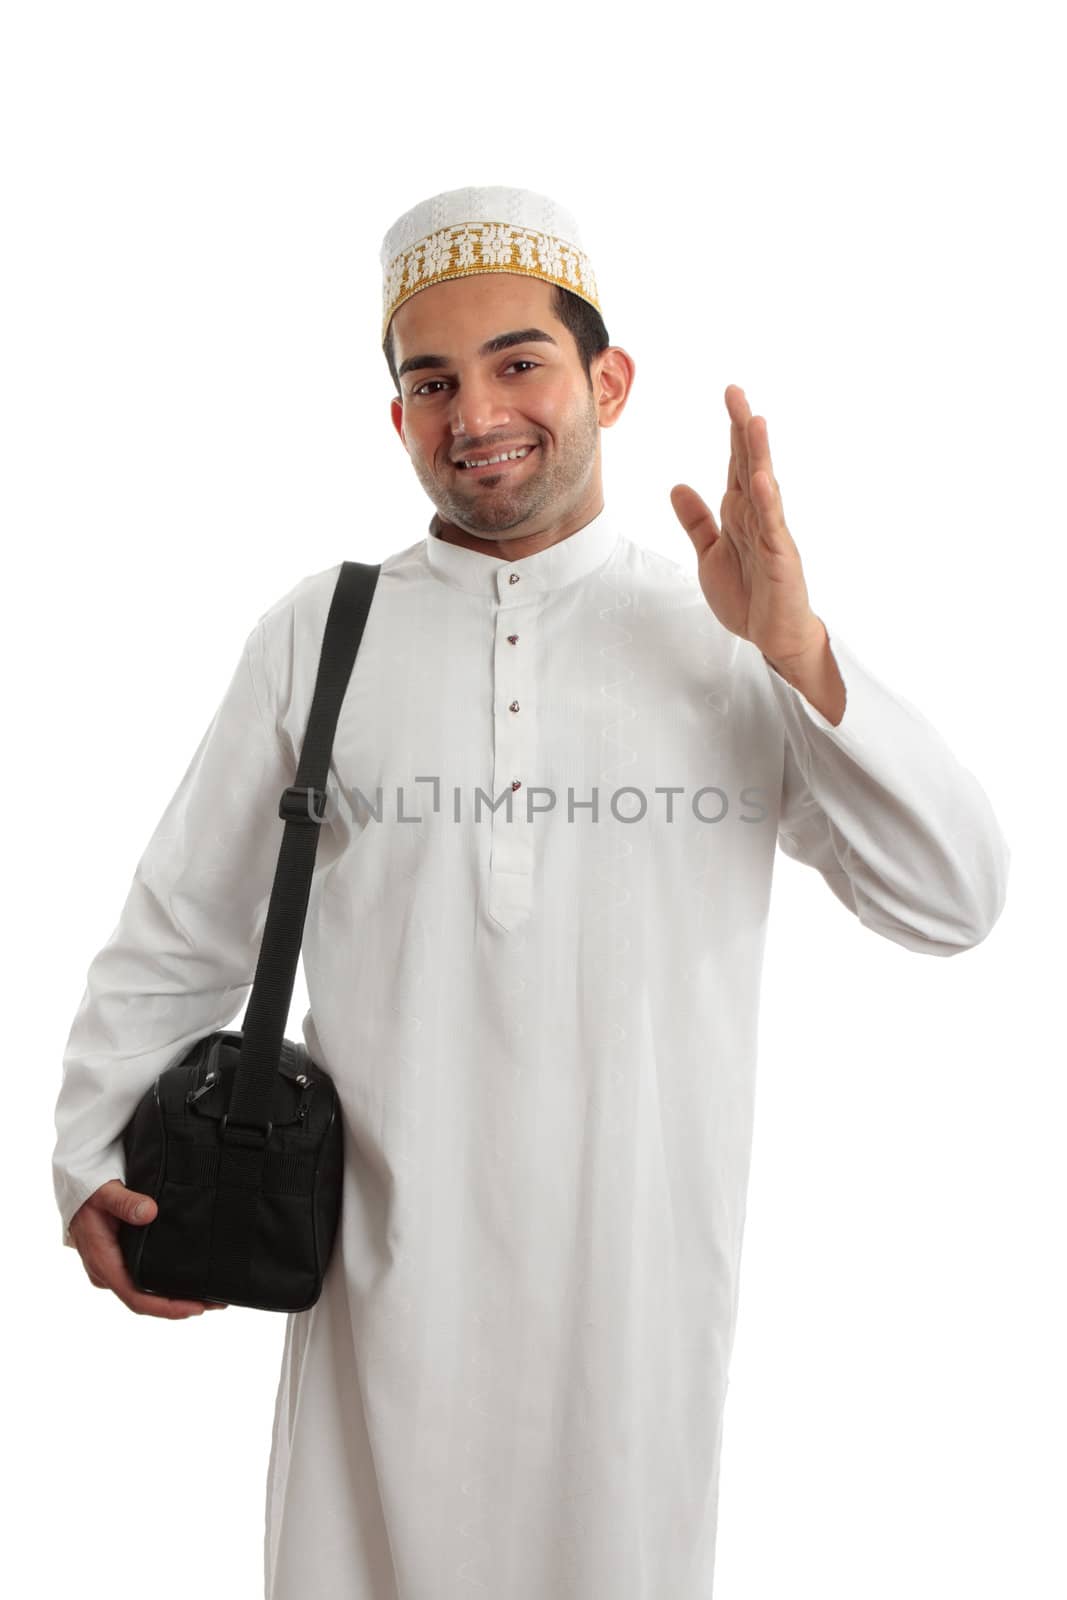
[397,328,560,382]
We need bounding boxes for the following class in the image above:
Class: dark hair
[383,282,611,399]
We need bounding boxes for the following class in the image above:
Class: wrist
[762,616,827,673]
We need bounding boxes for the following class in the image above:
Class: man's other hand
[68,1179,229,1319]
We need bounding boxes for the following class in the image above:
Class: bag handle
[226,560,380,1134]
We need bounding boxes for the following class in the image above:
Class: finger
[750,470,787,548]
[669,482,721,559]
[125,1289,211,1318]
[747,415,777,502]
[726,385,752,498]
[119,1272,216,1318]
[746,418,790,545]
[726,390,742,495]
[749,461,796,564]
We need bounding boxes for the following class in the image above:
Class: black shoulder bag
[119,560,380,1312]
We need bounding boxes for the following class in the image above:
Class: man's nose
[449,374,515,438]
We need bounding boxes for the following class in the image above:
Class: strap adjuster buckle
[279,784,329,824]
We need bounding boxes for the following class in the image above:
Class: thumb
[126,1190,157,1224]
[669,483,720,558]
[97,1179,157,1225]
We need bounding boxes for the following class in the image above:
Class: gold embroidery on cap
[383,221,601,342]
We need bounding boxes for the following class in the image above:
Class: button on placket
[489,567,537,929]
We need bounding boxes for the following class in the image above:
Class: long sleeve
[52,617,295,1248]
[766,624,1010,955]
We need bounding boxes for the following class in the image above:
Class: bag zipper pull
[186,1070,219,1106]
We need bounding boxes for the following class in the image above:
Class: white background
[6,2,1062,1595]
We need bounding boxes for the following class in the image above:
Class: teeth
[459,446,533,469]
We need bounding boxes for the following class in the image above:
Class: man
[53,185,1010,1599]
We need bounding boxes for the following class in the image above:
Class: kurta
[52,506,1010,1599]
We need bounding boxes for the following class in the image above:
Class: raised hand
[670,385,826,668]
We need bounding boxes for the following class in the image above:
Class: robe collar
[425,506,620,596]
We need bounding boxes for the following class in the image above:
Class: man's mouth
[454,445,538,475]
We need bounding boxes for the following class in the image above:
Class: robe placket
[488,562,540,931]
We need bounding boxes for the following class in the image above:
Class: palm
[697,486,774,639]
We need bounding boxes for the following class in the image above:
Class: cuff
[761,624,877,745]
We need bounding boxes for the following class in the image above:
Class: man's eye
[412,360,539,398]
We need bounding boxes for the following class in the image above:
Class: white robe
[52,506,1010,1599]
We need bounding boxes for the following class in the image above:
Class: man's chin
[441,493,535,534]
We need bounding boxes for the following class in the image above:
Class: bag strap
[226,560,380,1133]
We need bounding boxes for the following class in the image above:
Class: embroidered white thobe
[52,506,1010,1599]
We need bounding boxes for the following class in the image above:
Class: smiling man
[52,185,1010,1600]
[387,266,629,559]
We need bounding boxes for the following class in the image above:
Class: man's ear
[390,397,406,446]
[593,346,635,429]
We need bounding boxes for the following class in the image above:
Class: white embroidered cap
[379,185,603,346]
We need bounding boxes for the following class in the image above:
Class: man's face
[389,274,616,541]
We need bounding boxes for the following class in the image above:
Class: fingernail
[134,1200,148,1218]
